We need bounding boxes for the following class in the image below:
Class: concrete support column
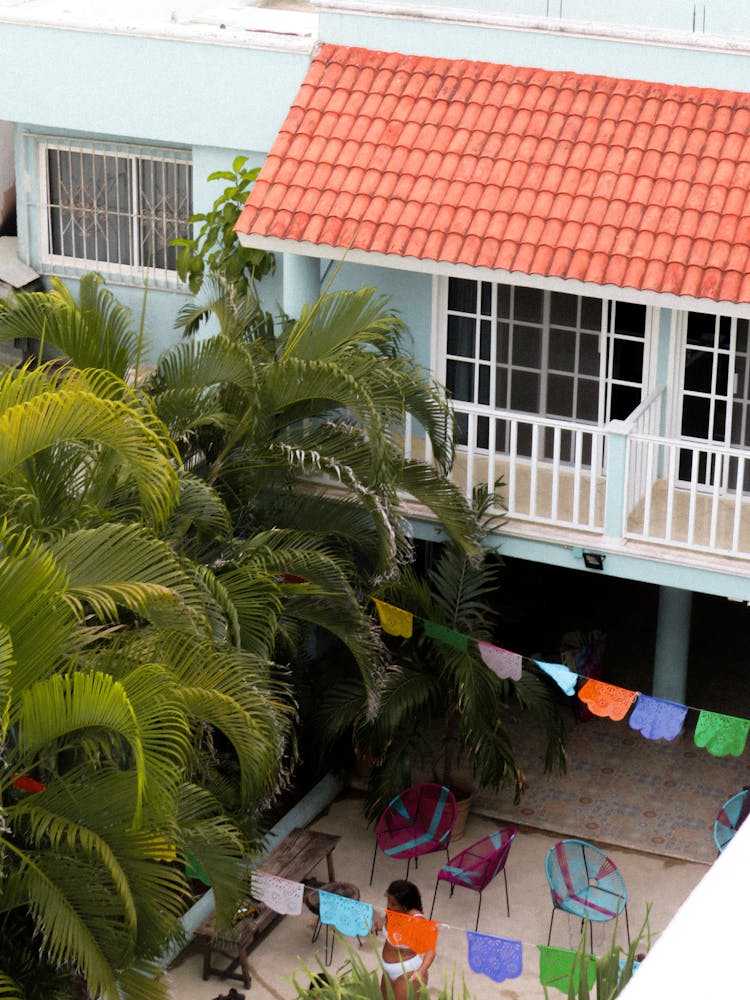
[652,585,692,703]
[282,253,320,320]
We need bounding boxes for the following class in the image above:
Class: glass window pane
[454,411,468,447]
[510,370,540,412]
[140,157,191,270]
[550,291,578,328]
[684,350,713,393]
[480,282,492,316]
[612,339,644,383]
[513,286,544,323]
[513,325,542,368]
[549,327,576,372]
[579,332,600,376]
[476,415,489,449]
[478,365,490,405]
[576,378,600,421]
[712,401,727,441]
[479,319,491,360]
[737,319,749,354]
[610,383,640,420]
[581,296,603,331]
[681,395,710,438]
[613,301,646,336]
[494,365,508,407]
[687,311,716,347]
[494,417,508,452]
[496,320,510,363]
[497,283,511,319]
[447,315,476,358]
[446,360,475,402]
[448,278,477,313]
[547,374,574,417]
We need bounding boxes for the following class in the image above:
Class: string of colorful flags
[372,598,750,758]
[250,871,524,983]
[249,871,634,991]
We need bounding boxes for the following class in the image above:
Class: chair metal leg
[503,868,510,917]
[475,891,482,932]
[369,841,378,885]
[624,904,631,947]
[311,917,322,943]
[405,857,412,880]
[547,907,556,946]
[429,880,440,919]
[324,924,335,967]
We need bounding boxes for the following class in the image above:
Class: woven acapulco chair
[714,788,750,853]
[369,782,457,884]
[545,838,630,952]
[429,827,517,931]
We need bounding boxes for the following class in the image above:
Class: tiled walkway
[473,713,750,865]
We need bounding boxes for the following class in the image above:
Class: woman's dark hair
[386,879,423,912]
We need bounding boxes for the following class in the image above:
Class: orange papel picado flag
[385,910,439,953]
[577,678,636,722]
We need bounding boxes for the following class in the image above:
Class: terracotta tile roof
[235,44,750,305]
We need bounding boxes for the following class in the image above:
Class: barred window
[40,140,192,284]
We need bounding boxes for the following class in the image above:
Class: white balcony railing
[405,389,750,562]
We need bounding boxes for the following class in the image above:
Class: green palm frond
[115,961,173,1000]
[1,851,122,1000]
[0,274,143,378]
[279,287,406,362]
[399,461,486,555]
[0,972,23,1000]
[154,334,260,395]
[48,523,210,635]
[16,670,156,824]
[0,525,75,696]
[169,471,232,541]
[0,381,178,530]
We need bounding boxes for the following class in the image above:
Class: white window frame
[36,136,192,287]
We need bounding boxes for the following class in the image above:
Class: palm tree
[0,366,295,1000]
[312,487,567,821]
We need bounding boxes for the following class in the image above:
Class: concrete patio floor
[166,790,707,999]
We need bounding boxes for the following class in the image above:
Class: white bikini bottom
[381,954,422,981]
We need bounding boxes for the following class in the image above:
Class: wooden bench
[197,827,340,989]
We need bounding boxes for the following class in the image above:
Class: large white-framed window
[441,277,649,462]
[673,309,750,490]
[37,137,192,286]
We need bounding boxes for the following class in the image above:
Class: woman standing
[373,880,436,1000]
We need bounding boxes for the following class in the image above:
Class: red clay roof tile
[236,44,750,303]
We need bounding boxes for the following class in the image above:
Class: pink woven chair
[429,827,516,931]
[369,783,457,884]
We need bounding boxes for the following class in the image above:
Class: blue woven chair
[545,839,629,951]
[429,827,517,930]
[714,788,750,853]
[369,783,457,884]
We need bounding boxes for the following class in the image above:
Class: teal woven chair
[714,788,750,853]
[546,839,629,951]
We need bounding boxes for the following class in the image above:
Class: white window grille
[38,138,192,286]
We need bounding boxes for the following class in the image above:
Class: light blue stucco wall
[318,10,750,90]
[327,261,434,370]
[0,25,307,150]
[336,0,750,39]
